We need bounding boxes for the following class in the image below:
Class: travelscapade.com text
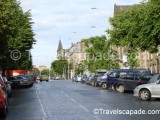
[93,108,160,116]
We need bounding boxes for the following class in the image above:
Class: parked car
[7,76,33,88]
[40,75,49,82]
[2,77,12,98]
[85,74,95,85]
[100,69,151,89]
[81,74,89,83]
[72,75,77,82]
[0,85,8,117]
[75,75,82,82]
[19,75,34,86]
[0,76,7,91]
[134,79,160,101]
[115,74,154,93]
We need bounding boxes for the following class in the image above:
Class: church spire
[57,39,63,52]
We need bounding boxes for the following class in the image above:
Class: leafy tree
[41,69,49,75]
[108,0,160,53]
[0,0,35,75]
[51,59,68,75]
[75,63,85,75]
[83,35,119,72]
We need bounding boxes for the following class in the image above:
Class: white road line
[79,104,90,113]
[61,90,70,97]
[61,90,90,113]
[70,98,78,103]
[35,87,47,119]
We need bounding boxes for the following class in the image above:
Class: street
[5,80,160,120]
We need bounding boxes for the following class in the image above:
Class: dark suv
[115,74,153,93]
[99,69,151,89]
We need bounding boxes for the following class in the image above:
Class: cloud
[19,0,143,67]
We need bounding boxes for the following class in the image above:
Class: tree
[0,0,35,75]
[75,63,85,75]
[108,0,160,53]
[83,35,119,72]
[51,59,68,76]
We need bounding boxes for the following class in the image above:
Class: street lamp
[68,59,70,80]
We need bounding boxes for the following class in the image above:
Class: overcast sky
[19,0,142,68]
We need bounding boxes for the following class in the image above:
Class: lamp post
[68,59,70,80]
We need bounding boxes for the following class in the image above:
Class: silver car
[134,80,160,101]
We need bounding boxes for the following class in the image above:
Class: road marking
[70,98,78,103]
[61,90,90,113]
[79,104,90,112]
[35,87,47,119]
[61,90,70,97]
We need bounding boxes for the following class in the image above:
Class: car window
[125,75,134,80]
[149,74,159,83]
[109,72,120,78]
[141,75,153,81]
[8,77,16,80]
[134,75,141,80]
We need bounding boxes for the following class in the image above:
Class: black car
[7,76,33,88]
[115,74,153,93]
[100,68,151,89]
[19,75,34,86]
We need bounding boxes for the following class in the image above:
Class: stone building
[67,41,88,77]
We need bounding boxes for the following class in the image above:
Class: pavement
[3,80,160,120]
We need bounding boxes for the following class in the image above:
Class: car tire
[46,80,49,82]
[118,85,125,93]
[1,105,7,117]
[102,83,108,89]
[139,89,151,101]
[40,80,42,82]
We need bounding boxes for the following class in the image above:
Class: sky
[19,0,142,68]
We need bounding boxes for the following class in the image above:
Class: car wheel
[46,80,49,82]
[118,85,125,93]
[115,85,119,91]
[40,80,42,82]
[102,83,108,89]
[139,89,151,101]
[1,105,7,117]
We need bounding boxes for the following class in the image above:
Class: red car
[0,86,8,117]
[0,76,7,91]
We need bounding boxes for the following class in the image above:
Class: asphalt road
[3,80,160,120]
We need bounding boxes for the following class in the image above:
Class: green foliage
[127,49,139,68]
[108,1,160,53]
[0,0,35,74]
[41,69,55,77]
[51,59,68,75]
[75,63,85,74]
[83,35,119,72]
[41,69,49,75]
